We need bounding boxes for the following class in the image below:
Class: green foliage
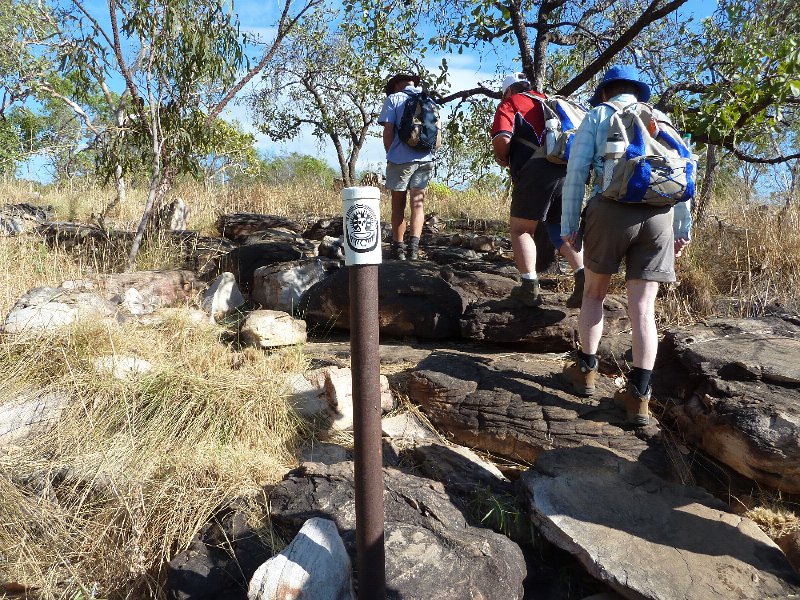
[253,153,337,187]
[251,3,417,183]
[679,0,800,152]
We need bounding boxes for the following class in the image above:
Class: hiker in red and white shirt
[490,73,585,308]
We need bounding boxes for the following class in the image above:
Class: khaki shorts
[583,195,675,282]
[385,161,434,191]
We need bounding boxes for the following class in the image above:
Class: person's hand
[674,237,689,258]
[562,232,577,247]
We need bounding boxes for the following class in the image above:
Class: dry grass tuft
[0,316,309,598]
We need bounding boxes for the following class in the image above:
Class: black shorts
[510,158,566,223]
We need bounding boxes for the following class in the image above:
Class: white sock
[521,272,537,280]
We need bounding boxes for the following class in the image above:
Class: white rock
[94,356,153,380]
[382,412,437,442]
[248,517,355,600]
[201,272,245,322]
[120,287,158,316]
[324,367,393,431]
[2,302,78,333]
[240,310,307,348]
[0,390,70,445]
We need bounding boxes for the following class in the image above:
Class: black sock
[629,367,652,395]
[578,350,597,369]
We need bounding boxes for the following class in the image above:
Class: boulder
[248,517,354,600]
[656,318,800,494]
[216,213,303,243]
[240,310,307,348]
[269,460,527,600]
[522,445,800,600]
[461,294,631,356]
[94,270,200,314]
[322,366,394,430]
[251,259,339,314]
[407,352,672,477]
[155,197,190,231]
[218,242,312,291]
[0,202,54,236]
[202,272,245,321]
[302,262,467,339]
[167,510,273,600]
[0,389,70,445]
[2,286,117,333]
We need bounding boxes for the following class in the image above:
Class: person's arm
[673,196,692,257]
[561,113,598,243]
[492,134,511,168]
[383,122,394,153]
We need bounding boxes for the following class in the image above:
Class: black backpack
[397,90,442,151]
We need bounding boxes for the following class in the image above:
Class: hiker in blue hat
[560,64,693,426]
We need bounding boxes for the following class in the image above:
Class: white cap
[501,72,529,96]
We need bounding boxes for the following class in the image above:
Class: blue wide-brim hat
[589,65,651,106]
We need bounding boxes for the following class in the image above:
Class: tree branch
[205,0,322,125]
[557,0,688,97]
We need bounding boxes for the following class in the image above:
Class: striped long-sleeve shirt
[560,93,693,240]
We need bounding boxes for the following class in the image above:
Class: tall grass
[0,317,308,598]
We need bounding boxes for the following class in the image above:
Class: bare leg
[510,216,539,274]
[558,242,584,272]
[408,187,426,238]
[391,190,408,242]
[578,268,612,354]
[626,279,660,369]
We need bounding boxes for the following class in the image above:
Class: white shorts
[385,161,434,191]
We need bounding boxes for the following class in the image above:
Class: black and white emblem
[345,203,379,253]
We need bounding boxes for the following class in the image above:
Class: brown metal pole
[349,263,386,599]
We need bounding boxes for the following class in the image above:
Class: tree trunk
[694,144,718,224]
[508,0,536,88]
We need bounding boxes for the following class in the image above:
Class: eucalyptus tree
[250,5,419,186]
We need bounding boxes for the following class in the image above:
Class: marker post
[341,186,385,598]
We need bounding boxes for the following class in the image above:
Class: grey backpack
[600,101,696,206]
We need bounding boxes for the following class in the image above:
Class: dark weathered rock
[461,295,630,357]
[302,262,467,339]
[407,352,671,477]
[216,213,303,243]
[268,461,527,600]
[522,445,800,600]
[302,217,343,240]
[167,510,273,600]
[656,318,800,495]
[219,242,312,291]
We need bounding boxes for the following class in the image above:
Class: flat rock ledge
[522,445,800,600]
[657,317,800,494]
[407,352,672,477]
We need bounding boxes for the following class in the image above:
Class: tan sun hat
[385,72,421,95]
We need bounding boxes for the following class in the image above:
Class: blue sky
[224,0,719,176]
[18,0,718,182]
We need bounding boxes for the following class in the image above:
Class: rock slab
[658,318,800,494]
[522,445,800,600]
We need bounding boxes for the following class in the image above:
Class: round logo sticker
[345,203,379,253]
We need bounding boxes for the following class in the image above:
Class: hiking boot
[613,385,652,426]
[509,278,542,307]
[408,237,420,260]
[391,241,406,261]
[565,269,585,309]
[562,356,597,397]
